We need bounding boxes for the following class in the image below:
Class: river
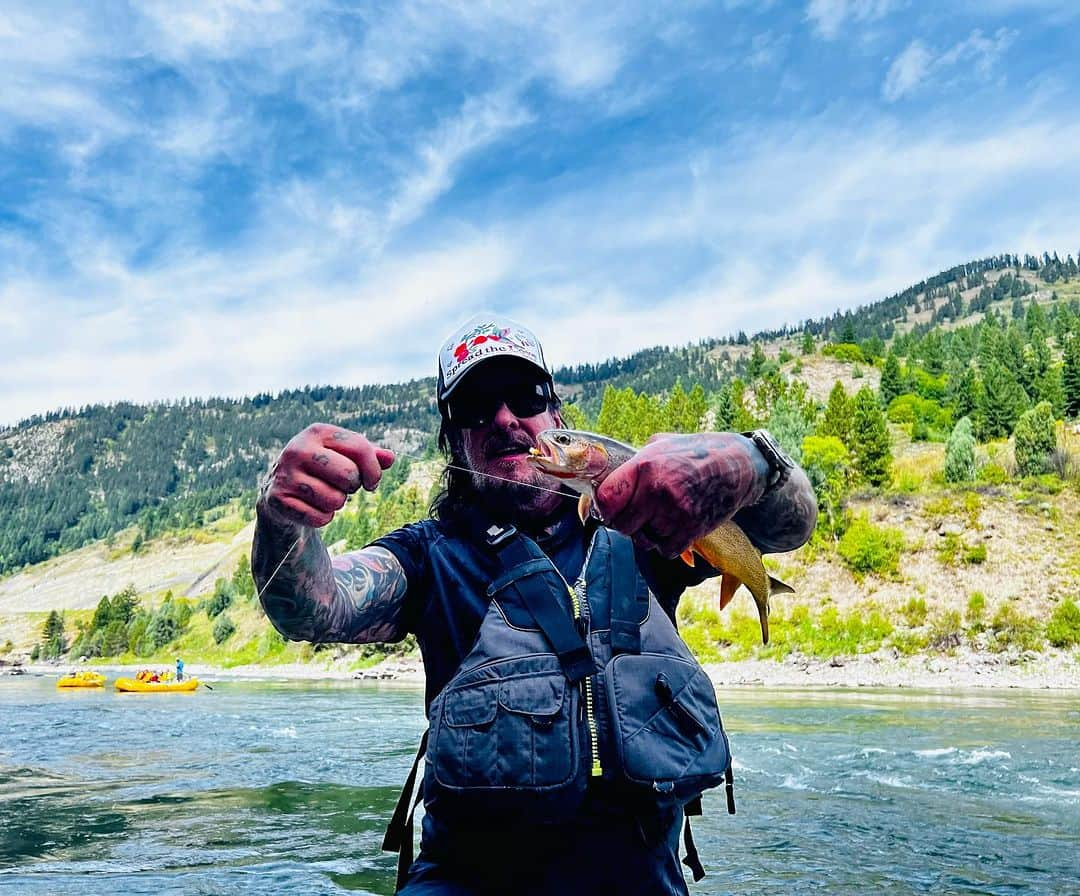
[1,676,1077,895]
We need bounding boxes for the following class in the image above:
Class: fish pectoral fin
[680,548,696,567]
[577,493,593,523]
[718,573,741,610]
[768,575,795,596]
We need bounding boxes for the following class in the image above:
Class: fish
[528,428,794,644]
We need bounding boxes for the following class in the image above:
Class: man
[253,314,817,895]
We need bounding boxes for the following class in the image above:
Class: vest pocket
[605,653,730,802]
[431,670,579,792]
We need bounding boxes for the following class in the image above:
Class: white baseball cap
[437,313,552,402]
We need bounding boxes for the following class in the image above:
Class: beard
[465,432,566,521]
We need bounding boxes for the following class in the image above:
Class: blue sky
[1,0,1078,426]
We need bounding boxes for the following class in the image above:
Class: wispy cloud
[805,0,898,40]
[883,28,1016,101]
[1,1,1077,426]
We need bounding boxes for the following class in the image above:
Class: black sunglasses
[447,382,553,428]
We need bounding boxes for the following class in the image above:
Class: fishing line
[254,451,571,600]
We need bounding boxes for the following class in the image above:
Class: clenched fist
[258,423,395,528]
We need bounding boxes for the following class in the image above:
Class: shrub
[928,610,963,651]
[213,614,237,645]
[206,578,235,619]
[963,542,987,565]
[989,603,1042,652]
[837,516,905,578]
[801,435,851,538]
[901,598,928,627]
[976,462,1009,485]
[822,343,866,364]
[1013,401,1057,477]
[944,417,977,483]
[1046,599,1080,648]
[966,592,986,628]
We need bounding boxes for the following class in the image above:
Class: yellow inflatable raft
[115,677,199,693]
[57,671,106,688]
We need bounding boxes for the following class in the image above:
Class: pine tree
[713,384,736,432]
[977,361,1028,439]
[1063,335,1080,418]
[818,381,853,446]
[840,319,856,344]
[801,329,815,355]
[746,343,767,381]
[850,386,892,487]
[879,352,904,408]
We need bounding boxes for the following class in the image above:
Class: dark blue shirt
[375,505,713,709]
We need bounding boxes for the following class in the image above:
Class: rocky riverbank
[12,647,1079,691]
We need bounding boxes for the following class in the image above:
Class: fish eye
[554,433,571,445]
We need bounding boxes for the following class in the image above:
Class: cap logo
[438,314,550,400]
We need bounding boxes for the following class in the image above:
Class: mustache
[484,433,535,457]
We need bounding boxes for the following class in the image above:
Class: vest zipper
[557,534,602,778]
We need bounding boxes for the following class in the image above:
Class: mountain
[1,252,1077,578]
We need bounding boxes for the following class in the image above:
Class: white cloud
[883,28,1015,102]
[882,40,933,101]
[805,0,897,40]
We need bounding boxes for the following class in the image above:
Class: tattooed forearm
[252,506,408,644]
[734,464,818,553]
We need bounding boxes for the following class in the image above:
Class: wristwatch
[742,429,795,494]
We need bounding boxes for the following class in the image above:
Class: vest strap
[681,815,706,882]
[488,526,597,684]
[609,532,648,654]
[382,729,429,892]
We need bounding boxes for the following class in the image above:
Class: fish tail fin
[768,575,795,596]
[718,573,740,610]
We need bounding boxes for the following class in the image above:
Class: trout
[528,429,794,644]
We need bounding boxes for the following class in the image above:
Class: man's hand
[593,432,764,558]
[259,423,395,528]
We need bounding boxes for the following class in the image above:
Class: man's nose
[491,400,520,427]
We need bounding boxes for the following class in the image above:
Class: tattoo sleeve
[733,463,818,554]
[252,506,409,644]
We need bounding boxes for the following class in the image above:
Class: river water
[1,676,1077,895]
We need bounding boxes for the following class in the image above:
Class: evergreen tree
[232,553,256,600]
[801,329,815,355]
[850,386,892,487]
[879,352,904,408]
[1013,401,1057,477]
[713,385,735,432]
[840,319,856,344]
[977,361,1028,440]
[818,381,853,446]
[944,417,977,483]
[746,343,767,381]
[1063,335,1080,418]
[41,610,66,659]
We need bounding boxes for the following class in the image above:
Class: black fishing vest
[383,522,734,887]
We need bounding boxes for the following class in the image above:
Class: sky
[1,1,1079,426]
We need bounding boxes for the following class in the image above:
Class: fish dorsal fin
[679,548,696,567]
[768,575,795,596]
[718,573,741,610]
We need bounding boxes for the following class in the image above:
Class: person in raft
[252,314,817,895]
[176,657,185,681]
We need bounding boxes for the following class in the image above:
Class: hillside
[3,251,1080,676]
